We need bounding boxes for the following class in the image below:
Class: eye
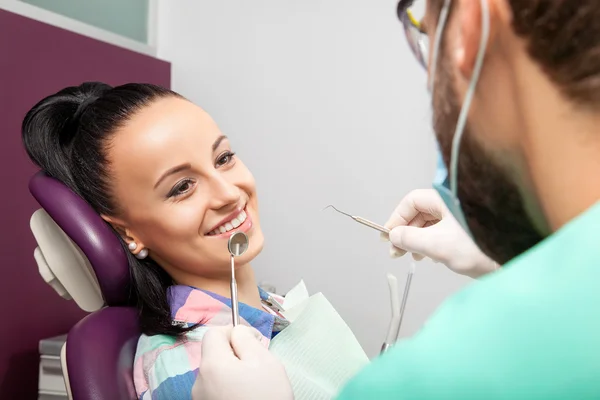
[215,151,236,168]
[167,178,195,198]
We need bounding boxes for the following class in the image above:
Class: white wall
[157,0,471,357]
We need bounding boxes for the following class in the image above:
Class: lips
[206,209,248,236]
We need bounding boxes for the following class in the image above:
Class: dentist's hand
[382,189,498,279]
[192,325,293,400]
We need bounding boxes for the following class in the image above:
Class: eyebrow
[153,135,229,189]
[154,163,192,189]
[212,135,227,151]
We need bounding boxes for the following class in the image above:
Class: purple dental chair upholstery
[29,171,140,400]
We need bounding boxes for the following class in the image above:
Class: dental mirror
[228,231,249,326]
[228,231,249,256]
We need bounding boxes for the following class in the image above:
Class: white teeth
[208,209,249,235]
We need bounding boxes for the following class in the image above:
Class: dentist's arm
[192,326,293,400]
[382,189,498,279]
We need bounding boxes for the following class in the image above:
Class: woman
[22,82,287,400]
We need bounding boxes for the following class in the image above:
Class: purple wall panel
[0,9,170,398]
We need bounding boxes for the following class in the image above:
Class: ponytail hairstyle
[22,82,195,336]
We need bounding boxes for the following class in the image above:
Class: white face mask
[430,0,490,236]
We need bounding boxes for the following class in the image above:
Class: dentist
[195,0,600,398]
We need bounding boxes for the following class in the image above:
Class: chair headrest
[29,172,130,310]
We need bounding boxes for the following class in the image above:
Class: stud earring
[128,242,137,251]
[135,248,148,260]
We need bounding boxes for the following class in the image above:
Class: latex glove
[192,325,293,400]
[381,189,498,279]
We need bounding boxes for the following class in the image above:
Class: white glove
[381,189,498,279]
[192,325,293,400]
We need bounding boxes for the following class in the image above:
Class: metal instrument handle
[354,216,390,234]
[230,255,240,326]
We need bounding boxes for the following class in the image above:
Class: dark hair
[430,0,600,106]
[508,1,600,106]
[22,82,193,336]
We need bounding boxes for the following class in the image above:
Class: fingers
[382,213,427,244]
[230,326,267,362]
[385,189,446,232]
[388,211,428,259]
[408,213,426,261]
[201,325,236,361]
[390,245,424,261]
[412,253,425,261]
[389,225,441,260]
[380,231,390,242]
[383,189,447,260]
[389,246,406,258]
[404,189,446,220]
[389,245,425,261]
[407,212,428,228]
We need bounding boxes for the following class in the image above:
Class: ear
[101,214,146,251]
[454,0,502,79]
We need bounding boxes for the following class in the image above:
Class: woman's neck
[173,263,263,309]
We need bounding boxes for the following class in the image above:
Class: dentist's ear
[455,0,507,79]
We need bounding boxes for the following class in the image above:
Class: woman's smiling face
[103,96,264,283]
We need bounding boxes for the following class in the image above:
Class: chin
[245,228,264,261]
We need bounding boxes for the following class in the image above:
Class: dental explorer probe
[227,232,249,326]
[322,205,415,352]
[323,205,390,234]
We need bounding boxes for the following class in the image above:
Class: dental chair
[29,171,140,400]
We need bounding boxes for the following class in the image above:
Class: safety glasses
[397,0,428,69]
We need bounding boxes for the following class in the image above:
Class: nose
[208,173,241,211]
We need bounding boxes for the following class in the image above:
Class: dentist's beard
[432,60,545,266]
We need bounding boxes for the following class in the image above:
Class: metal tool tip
[322,204,352,217]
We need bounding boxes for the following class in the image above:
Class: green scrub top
[337,202,600,400]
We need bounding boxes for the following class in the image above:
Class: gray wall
[157,0,471,357]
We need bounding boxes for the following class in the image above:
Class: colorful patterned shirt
[133,285,288,400]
